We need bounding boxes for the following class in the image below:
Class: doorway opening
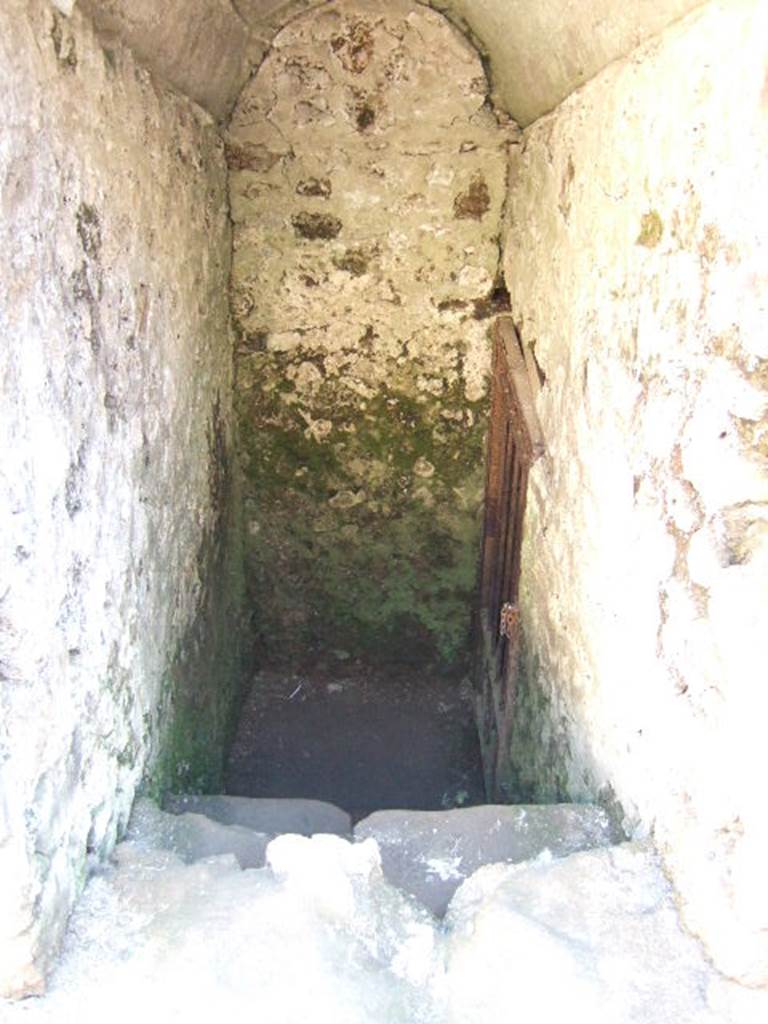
[223,0,511,818]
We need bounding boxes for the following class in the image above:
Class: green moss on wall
[636,209,664,248]
[238,362,489,669]
[226,1,508,672]
[143,398,247,797]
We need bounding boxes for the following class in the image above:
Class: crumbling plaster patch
[229,0,511,664]
[1,0,241,997]
[501,0,768,987]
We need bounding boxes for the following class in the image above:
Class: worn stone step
[162,793,353,837]
[126,798,270,869]
[443,840,722,1022]
[354,803,623,916]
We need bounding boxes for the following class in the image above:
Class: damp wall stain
[228,0,512,667]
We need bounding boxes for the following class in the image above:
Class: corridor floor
[225,655,485,821]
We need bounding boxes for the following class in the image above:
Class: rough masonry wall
[0,0,241,996]
[229,0,509,665]
[501,0,768,986]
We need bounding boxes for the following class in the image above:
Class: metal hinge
[499,602,520,641]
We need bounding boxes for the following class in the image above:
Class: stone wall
[0,0,242,996]
[500,0,768,986]
[229,0,509,667]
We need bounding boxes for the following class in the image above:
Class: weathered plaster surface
[73,0,707,129]
[431,0,707,125]
[78,0,255,121]
[501,0,768,986]
[0,0,242,997]
[229,0,510,664]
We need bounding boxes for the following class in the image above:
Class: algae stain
[636,210,664,248]
[51,12,78,72]
[237,363,489,667]
[76,202,102,260]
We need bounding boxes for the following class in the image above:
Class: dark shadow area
[225,653,485,822]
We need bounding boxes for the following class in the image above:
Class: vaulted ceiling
[74,0,707,125]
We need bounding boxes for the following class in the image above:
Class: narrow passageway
[221,0,504,826]
[3,0,767,1018]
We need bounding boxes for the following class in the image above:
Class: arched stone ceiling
[73,0,708,125]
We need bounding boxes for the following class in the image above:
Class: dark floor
[225,655,486,822]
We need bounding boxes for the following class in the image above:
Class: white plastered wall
[504,0,768,986]
[0,0,235,997]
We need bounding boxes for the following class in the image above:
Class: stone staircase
[7,794,762,1023]
[135,795,622,916]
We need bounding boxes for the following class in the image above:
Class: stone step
[7,816,753,1023]
[442,840,723,1022]
[127,797,622,910]
[163,793,352,837]
[127,798,270,869]
[127,795,352,871]
[354,803,623,916]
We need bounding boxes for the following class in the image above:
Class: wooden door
[476,316,544,796]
